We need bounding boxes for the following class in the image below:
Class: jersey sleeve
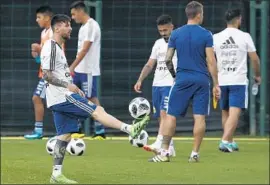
[168,30,176,48]
[205,31,214,48]
[245,33,256,52]
[41,40,57,71]
[149,41,158,59]
[85,22,97,42]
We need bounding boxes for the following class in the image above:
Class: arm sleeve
[168,31,176,48]
[85,22,96,42]
[41,41,57,71]
[246,33,256,52]
[206,31,214,48]
[149,41,158,59]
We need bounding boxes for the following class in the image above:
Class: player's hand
[254,76,261,85]
[67,84,85,97]
[213,85,221,100]
[134,81,142,93]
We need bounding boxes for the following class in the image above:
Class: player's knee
[57,134,71,142]
[32,95,42,104]
[92,106,106,120]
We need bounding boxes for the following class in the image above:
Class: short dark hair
[51,14,71,31]
[225,9,241,23]
[70,1,88,12]
[156,15,172,25]
[185,1,203,19]
[36,5,53,17]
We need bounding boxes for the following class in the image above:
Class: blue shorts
[50,93,97,135]
[73,72,98,98]
[33,79,46,99]
[167,81,210,117]
[220,85,248,110]
[152,86,171,118]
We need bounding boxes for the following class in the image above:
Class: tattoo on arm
[138,64,154,82]
[165,48,176,78]
[43,70,69,88]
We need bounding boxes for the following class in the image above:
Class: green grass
[1,139,269,184]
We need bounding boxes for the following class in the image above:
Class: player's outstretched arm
[134,59,156,93]
[165,48,176,78]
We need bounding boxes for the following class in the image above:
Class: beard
[163,36,169,43]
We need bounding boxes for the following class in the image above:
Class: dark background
[1,0,269,136]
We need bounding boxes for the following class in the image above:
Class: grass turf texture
[1,139,269,184]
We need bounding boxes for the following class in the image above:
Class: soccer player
[41,14,149,183]
[24,5,53,140]
[134,15,176,156]
[149,1,220,162]
[69,1,106,140]
[213,9,261,152]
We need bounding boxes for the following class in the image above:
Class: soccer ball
[46,136,57,155]
[66,138,86,156]
[128,130,149,147]
[128,97,151,119]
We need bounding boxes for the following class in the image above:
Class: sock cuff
[35,122,43,127]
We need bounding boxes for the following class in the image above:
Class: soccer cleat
[92,133,106,140]
[24,131,43,140]
[130,115,150,139]
[71,133,85,139]
[50,174,78,184]
[219,141,233,153]
[188,155,199,163]
[148,154,170,162]
[231,141,239,151]
[143,145,176,157]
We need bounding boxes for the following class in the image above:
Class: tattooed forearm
[165,48,176,78]
[43,70,69,88]
[138,64,153,82]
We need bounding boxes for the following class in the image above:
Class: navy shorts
[33,79,46,99]
[220,85,248,110]
[167,81,210,117]
[50,93,97,135]
[73,72,98,98]
[152,86,171,118]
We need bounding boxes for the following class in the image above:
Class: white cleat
[143,144,176,157]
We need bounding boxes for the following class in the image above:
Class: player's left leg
[24,79,46,140]
[90,76,106,140]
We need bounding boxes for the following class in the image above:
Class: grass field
[1,138,269,184]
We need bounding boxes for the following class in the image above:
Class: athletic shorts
[219,85,248,110]
[167,81,210,117]
[73,72,98,98]
[152,86,171,118]
[33,79,46,99]
[50,93,97,135]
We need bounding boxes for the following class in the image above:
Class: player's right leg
[24,79,46,140]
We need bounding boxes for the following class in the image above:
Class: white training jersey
[40,27,53,47]
[213,28,256,86]
[150,38,177,86]
[75,18,101,75]
[41,39,73,107]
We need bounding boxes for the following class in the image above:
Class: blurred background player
[24,5,53,140]
[134,14,176,157]
[69,1,106,140]
[149,1,220,162]
[213,9,261,152]
[40,14,150,183]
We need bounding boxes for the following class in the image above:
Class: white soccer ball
[46,136,57,155]
[128,97,151,119]
[128,130,149,147]
[66,138,86,156]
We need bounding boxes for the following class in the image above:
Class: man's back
[168,25,213,82]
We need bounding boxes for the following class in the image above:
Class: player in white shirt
[41,14,150,184]
[24,6,53,140]
[213,9,261,152]
[69,1,106,140]
[134,15,177,157]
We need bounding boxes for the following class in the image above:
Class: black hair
[51,14,71,31]
[156,14,172,25]
[225,9,241,23]
[185,1,203,19]
[70,1,88,12]
[36,5,53,17]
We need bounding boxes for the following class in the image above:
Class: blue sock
[34,121,43,134]
[94,121,105,135]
